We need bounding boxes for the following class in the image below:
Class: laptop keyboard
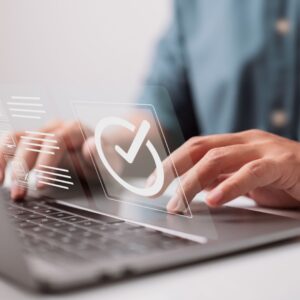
[6,200,197,264]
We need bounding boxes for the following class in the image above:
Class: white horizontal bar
[25,131,55,137]
[21,141,60,150]
[20,136,57,143]
[36,174,74,185]
[12,114,41,119]
[9,108,46,113]
[39,164,69,173]
[11,96,40,100]
[34,169,71,179]
[38,180,69,190]
[7,102,43,107]
[25,148,54,155]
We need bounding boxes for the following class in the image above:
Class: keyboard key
[63,216,86,223]
[77,220,104,227]
[90,224,119,233]
[42,230,65,240]
[48,212,73,219]
[48,221,68,229]
[45,223,85,236]
[33,207,59,214]
[91,237,124,249]
[63,225,87,234]
[77,231,103,239]
[31,225,46,233]
[18,221,37,229]
[58,235,79,245]
[17,212,44,220]
[8,208,30,216]
[31,217,57,225]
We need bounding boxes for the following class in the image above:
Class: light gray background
[1,2,300,300]
[0,0,170,102]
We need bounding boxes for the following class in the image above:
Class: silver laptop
[0,89,299,292]
[0,187,300,293]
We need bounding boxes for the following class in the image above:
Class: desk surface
[1,197,300,300]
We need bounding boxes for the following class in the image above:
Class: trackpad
[56,195,294,243]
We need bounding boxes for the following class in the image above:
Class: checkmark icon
[95,115,165,197]
[115,120,150,164]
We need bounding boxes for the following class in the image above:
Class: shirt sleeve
[137,0,199,147]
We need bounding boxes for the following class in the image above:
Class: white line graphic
[9,108,46,113]
[22,142,60,149]
[11,114,41,119]
[7,102,43,107]
[20,134,59,155]
[25,148,54,155]
[11,96,40,100]
[7,95,46,119]
[25,131,55,137]
[38,181,70,190]
[20,136,58,143]
[35,164,74,190]
[34,169,71,179]
[36,175,74,185]
[39,164,69,172]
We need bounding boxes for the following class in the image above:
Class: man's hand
[0,120,95,200]
[151,129,300,212]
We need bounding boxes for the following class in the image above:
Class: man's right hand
[0,120,96,200]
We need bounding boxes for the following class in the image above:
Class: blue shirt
[139,0,300,145]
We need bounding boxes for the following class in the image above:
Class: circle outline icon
[95,116,164,197]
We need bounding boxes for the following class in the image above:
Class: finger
[82,136,99,167]
[167,145,259,212]
[0,131,21,184]
[204,173,232,191]
[10,121,64,199]
[10,136,40,199]
[33,135,67,189]
[149,133,245,195]
[35,121,85,188]
[57,121,88,150]
[249,188,300,209]
[206,158,280,207]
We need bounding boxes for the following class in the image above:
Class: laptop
[0,186,300,293]
[0,91,299,292]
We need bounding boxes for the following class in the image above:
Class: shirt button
[270,109,288,128]
[275,19,290,35]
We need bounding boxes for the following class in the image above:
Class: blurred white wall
[0,0,171,101]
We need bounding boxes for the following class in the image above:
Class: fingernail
[206,188,223,207]
[0,170,3,184]
[167,195,179,212]
[11,182,25,200]
[167,194,186,213]
[145,173,156,188]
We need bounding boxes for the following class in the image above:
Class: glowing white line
[25,148,54,155]
[11,96,40,100]
[39,164,69,173]
[11,114,41,119]
[7,102,43,107]
[20,136,57,143]
[21,141,60,150]
[9,108,46,113]
[38,181,69,190]
[36,175,74,185]
[34,170,71,179]
[25,131,55,137]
